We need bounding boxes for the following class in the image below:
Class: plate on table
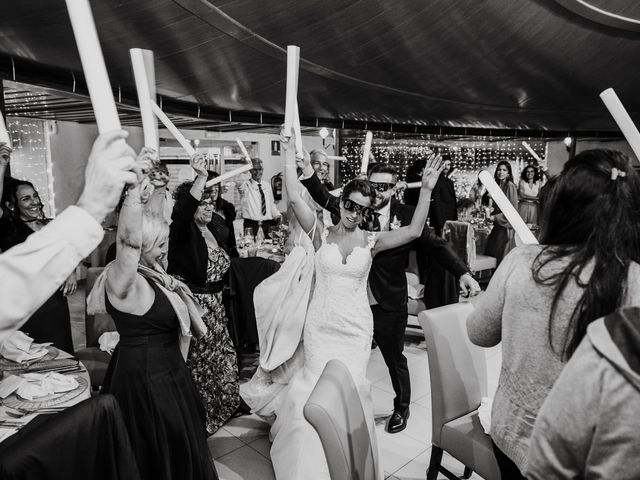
[0,347,58,371]
[2,375,89,411]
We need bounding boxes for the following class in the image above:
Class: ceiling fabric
[0,0,639,132]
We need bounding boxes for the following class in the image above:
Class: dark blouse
[167,193,238,288]
[0,213,48,252]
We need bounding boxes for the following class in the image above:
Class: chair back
[418,303,487,446]
[303,360,378,480]
[85,267,116,347]
[443,220,475,267]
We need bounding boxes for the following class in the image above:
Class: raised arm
[372,153,442,255]
[282,133,317,241]
[0,143,12,217]
[105,151,154,302]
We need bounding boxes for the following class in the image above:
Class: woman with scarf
[87,149,217,480]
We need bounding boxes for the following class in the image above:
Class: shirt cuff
[45,206,104,258]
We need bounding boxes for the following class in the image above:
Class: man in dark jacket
[300,159,480,433]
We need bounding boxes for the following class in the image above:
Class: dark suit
[300,174,468,409]
[429,174,457,236]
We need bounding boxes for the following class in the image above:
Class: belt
[118,332,178,347]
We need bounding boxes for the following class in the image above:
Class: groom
[299,159,480,433]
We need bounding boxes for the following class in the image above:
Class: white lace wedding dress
[269,229,382,480]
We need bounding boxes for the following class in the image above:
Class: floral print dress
[187,246,239,435]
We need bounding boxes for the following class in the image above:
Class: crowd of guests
[1,128,640,480]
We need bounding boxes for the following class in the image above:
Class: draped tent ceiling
[0,0,639,135]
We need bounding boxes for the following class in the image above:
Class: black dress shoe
[386,407,410,434]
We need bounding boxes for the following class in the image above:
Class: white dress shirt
[0,206,103,343]
[238,179,280,221]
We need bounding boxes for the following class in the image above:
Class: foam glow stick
[236,139,252,162]
[360,131,373,174]
[600,88,640,162]
[0,111,10,145]
[329,187,342,197]
[65,0,121,133]
[130,48,158,150]
[479,170,538,245]
[151,101,196,156]
[327,156,347,161]
[283,45,300,137]
[205,164,253,187]
[522,141,543,163]
[405,182,421,189]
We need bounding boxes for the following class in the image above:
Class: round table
[0,348,90,443]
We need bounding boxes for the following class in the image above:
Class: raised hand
[76,130,139,223]
[421,152,443,190]
[190,153,208,177]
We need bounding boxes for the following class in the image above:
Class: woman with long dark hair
[484,160,518,264]
[0,146,76,352]
[517,164,543,226]
[466,149,640,479]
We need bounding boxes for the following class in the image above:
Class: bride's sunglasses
[342,198,373,218]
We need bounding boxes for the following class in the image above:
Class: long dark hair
[520,164,542,182]
[206,171,225,212]
[342,178,376,206]
[534,149,640,359]
[2,177,46,222]
[494,160,514,185]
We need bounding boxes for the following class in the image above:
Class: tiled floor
[69,283,502,480]
[211,329,502,480]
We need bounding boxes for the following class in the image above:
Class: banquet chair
[303,360,378,480]
[443,221,496,276]
[418,303,501,480]
[75,267,115,389]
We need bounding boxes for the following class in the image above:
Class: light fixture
[193,139,200,147]
[319,127,329,139]
[563,136,572,147]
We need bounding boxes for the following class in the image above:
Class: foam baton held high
[360,131,373,174]
[65,0,121,133]
[130,48,158,150]
[600,88,640,162]
[479,170,538,245]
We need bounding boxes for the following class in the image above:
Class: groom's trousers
[371,305,410,411]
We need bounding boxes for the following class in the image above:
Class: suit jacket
[300,174,468,312]
[429,174,457,235]
[167,192,236,289]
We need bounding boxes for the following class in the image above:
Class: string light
[339,135,546,198]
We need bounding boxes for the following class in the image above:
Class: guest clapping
[467,149,640,479]
[484,161,518,264]
[168,154,240,434]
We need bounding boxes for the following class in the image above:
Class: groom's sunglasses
[342,198,373,218]
[370,182,396,192]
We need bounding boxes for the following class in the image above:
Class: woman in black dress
[484,160,518,265]
[0,147,76,353]
[88,150,217,480]
[168,155,240,435]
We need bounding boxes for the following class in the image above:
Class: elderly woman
[88,149,217,480]
[204,170,238,258]
[167,154,240,435]
[0,144,76,353]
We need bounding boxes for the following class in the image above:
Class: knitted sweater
[466,245,640,475]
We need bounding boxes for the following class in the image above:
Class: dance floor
[70,285,500,479]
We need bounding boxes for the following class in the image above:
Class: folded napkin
[98,332,120,354]
[0,331,51,363]
[0,372,78,401]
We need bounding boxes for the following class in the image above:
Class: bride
[242,133,442,479]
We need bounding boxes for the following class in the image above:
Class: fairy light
[339,134,547,198]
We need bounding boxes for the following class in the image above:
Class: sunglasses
[370,182,396,192]
[342,198,373,218]
[198,199,214,208]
